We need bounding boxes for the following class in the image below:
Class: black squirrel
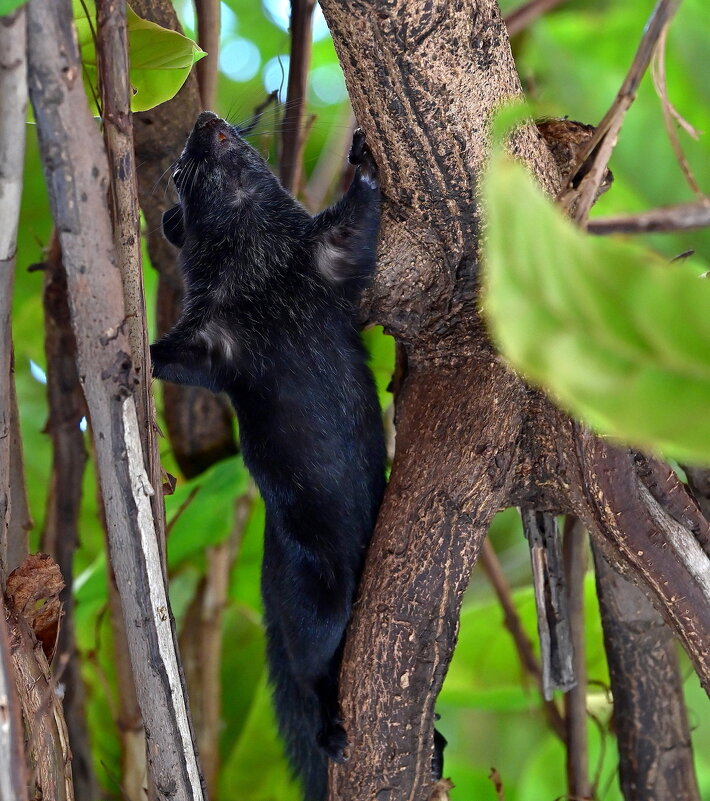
[150,111,386,800]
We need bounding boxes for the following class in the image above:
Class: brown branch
[6,595,73,800]
[0,3,29,586]
[0,595,28,801]
[504,0,569,38]
[479,538,566,740]
[588,201,710,234]
[27,1,205,798]
[594,546,701,801]
[280,0,315,193]
[97,0,167,565]
[559,0,681,224]
[562,518,590,801]
[194,0,220,110]
[7,379,32,568]
[40,231,97,801]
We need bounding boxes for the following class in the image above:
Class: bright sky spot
[310,63,347,105]
[220,3,238,37]
[80,417,88,432]
[262,0,289,31]
[312,5,330,42]
[220,38,261,82]
[263,55,290,101]
[29,359,47,385]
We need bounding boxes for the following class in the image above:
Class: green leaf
[0,0,27,14]
[166,455,250,567]
[482,149,710,464]
[72,0,205,113]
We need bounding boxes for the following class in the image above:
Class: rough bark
[6,594,73,801]
[317,1,710,798]
[594,548,701,801]
[26,1,205,798]
[97,0,166,553]
[0,595,28,801]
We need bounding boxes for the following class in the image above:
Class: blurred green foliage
[483,150,710,464]
[10,0,710,799]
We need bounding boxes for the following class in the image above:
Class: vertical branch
[0,595,28,801]
[562,518,590,800]
[97,0,167,561]
[594,547,701,801]
[7,381,32,570]
[27,1,205,799]
[280,0,315,193]
[520,510,575,698]
[40,230,97,801]
[194,0,220,109]
[0,4,28,585]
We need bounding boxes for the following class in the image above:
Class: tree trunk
[319,1,710,798]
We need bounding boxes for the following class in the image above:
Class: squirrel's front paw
[317,718,349,764]
[348,128,377,182]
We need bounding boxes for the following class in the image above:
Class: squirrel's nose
[196,111,219,128]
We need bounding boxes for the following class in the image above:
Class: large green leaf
[0,0,27,14]
[72,0,205,112]
[166,455,250,567]
[482,150,710,464]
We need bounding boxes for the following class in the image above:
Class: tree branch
[0,4,29,585]
[594,546,701,801]
[194,0,220,110]
[280,0,315,193]
[0,595,28,801]
[588,201,710,234]
[27,1,205,797]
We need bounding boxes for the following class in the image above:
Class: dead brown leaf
[6,553,64,662]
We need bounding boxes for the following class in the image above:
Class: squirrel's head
[172,111,281,216]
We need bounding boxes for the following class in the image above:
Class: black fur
[151,111,386,801]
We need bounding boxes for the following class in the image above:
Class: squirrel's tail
[265,617,328,801]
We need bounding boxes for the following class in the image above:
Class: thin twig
[558,0,681,224]
[651,26,706,201]
[194,0,220,110]
[588,201,710,234]
[504,0,569,38]
[562,518,590,801]
[479,538,566,740]
[280,0,316,193]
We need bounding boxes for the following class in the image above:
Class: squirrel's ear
[162,204,185,249]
